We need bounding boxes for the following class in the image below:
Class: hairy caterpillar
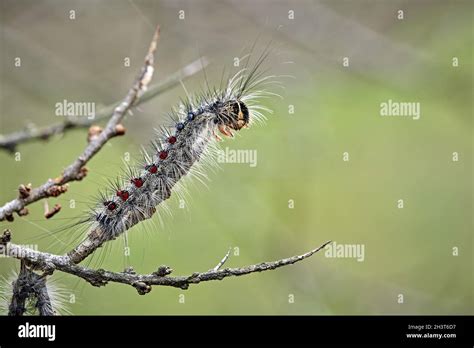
[0,266,70,316]
[66,50,277,264]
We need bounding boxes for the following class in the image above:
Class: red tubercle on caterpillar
[116,190,129,201]
[159,151,168,160]
[147,164,158,174]
[103,201,117,211]
[168,136,177,144]
[131,178,144,188]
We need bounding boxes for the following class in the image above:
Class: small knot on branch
[1,229,11,244]
[153,265,173,277]
[133,281,152,295]
[123,266,136,274]
[18,208,29,216]
[179,283,189,290]
[44,203,61,219]
[46,184,68,197]
[114,124,126,137]
[55,166,87,185]
[75,167,88,181]
[87,125,103,143]
[87,278,108,287]
[18,183,32,199]
[86,268,108,287]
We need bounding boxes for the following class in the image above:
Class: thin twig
[3,238,332,295]
[0,26,161,222]
[210,247,232,272]
[44,203,61,219]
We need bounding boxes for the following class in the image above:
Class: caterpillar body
[68,55,276,263]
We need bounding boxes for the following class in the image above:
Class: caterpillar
[0,266,70,316]
[67,50,277,264]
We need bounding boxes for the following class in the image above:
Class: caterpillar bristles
[64,48,279,264]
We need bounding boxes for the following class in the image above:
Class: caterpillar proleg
[68,50,277,264]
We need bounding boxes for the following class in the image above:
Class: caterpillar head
[216,100,249,137]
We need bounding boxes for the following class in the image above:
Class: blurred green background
[0,0,472,314]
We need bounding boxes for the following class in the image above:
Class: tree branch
[0,25,327,315]
[2,236,331,295]
[0,26,161,222]
[210,247,232,272]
